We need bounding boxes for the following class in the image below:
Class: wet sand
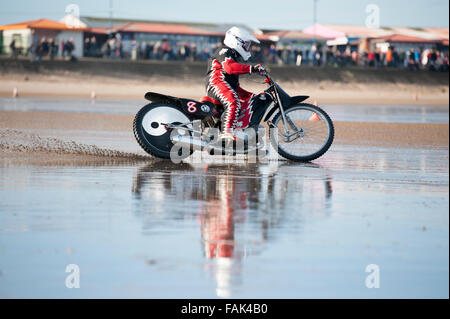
[0,146,448,298]
[1,73,448,106]
[0,96,448,298]
[1,110,448,149]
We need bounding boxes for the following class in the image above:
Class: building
[0,16,257,59]
[0,18,86,57]
[67,16,257,59]
[257,29,328,45]
[302,23,449,54]
[111,21,224,58]
[366,34,442,54]
[1,16,447,62]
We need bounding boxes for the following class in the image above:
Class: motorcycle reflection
[132,161,333,297]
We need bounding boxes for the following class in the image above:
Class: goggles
[233,33,252,52]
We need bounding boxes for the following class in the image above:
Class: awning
[113,22,223,37]
[326,37,348,46]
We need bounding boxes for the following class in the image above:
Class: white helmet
[224,26,260,61]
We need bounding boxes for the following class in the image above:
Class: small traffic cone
[91,90,96,100]
[309,112,320,121]
[12,87,18,98]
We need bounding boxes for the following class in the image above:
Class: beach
[0,61,448,298]
[0,58,448,106]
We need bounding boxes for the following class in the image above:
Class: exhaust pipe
[171,135,207,150]
[171,134,264,154]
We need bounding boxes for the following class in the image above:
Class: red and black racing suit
[206,46,253,133]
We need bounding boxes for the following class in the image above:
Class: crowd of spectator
[91,37,449,71]
[24,37,76,62]
[249,43,449,71]
[323,46,449,72]
[84,37,220,62]
[9,35,449,71]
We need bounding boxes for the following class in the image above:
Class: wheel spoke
[272,105,333,160]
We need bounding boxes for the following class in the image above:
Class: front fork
[271,87,301,141]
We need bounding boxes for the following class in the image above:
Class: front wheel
[269,103,334,161]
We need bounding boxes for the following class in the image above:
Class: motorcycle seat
[200,96,221,106]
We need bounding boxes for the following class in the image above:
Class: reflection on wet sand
[0,143,447,298]
[0,151,149,167]
[132,161,333,297]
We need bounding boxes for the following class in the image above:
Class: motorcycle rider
[206,26,266,143]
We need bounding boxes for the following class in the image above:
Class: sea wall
[1,57,448,86]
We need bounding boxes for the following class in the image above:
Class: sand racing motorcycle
[133,69,334,162]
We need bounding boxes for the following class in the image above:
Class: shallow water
[1,98,448,124]
[326,103,449,124]
[0,97,448,298]
[0,144,448,298]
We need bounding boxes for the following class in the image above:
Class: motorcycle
[133,68,334,162]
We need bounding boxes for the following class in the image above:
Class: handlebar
[252,64,273,85]
[257,65,272,84]
[262,70,272,84]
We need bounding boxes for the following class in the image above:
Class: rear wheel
[269,103,334,161]
[133,102,193,159]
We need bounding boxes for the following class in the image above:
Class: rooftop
[112,22,223,36]
[0,18,86,31]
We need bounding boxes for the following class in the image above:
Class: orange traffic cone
[309,112,320,121]
[309,100,320,121]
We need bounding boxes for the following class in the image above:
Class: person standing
[65,38,76,61]
[9,39,17,59]
[36,38,44,62]
[41,37,49,59]
[28,40,37,62]
[368,50,375,67]
[386,47,393,67]
[49,38,58,60]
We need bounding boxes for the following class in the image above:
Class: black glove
[251,64,266,75]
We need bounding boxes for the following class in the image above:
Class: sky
[0,0,448,30]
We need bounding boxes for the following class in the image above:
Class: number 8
[187,101,197,113]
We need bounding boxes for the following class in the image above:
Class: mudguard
[144,92,179,104]
[144,92,219,118]
[290,95,309,105]
[263,95,309,122]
